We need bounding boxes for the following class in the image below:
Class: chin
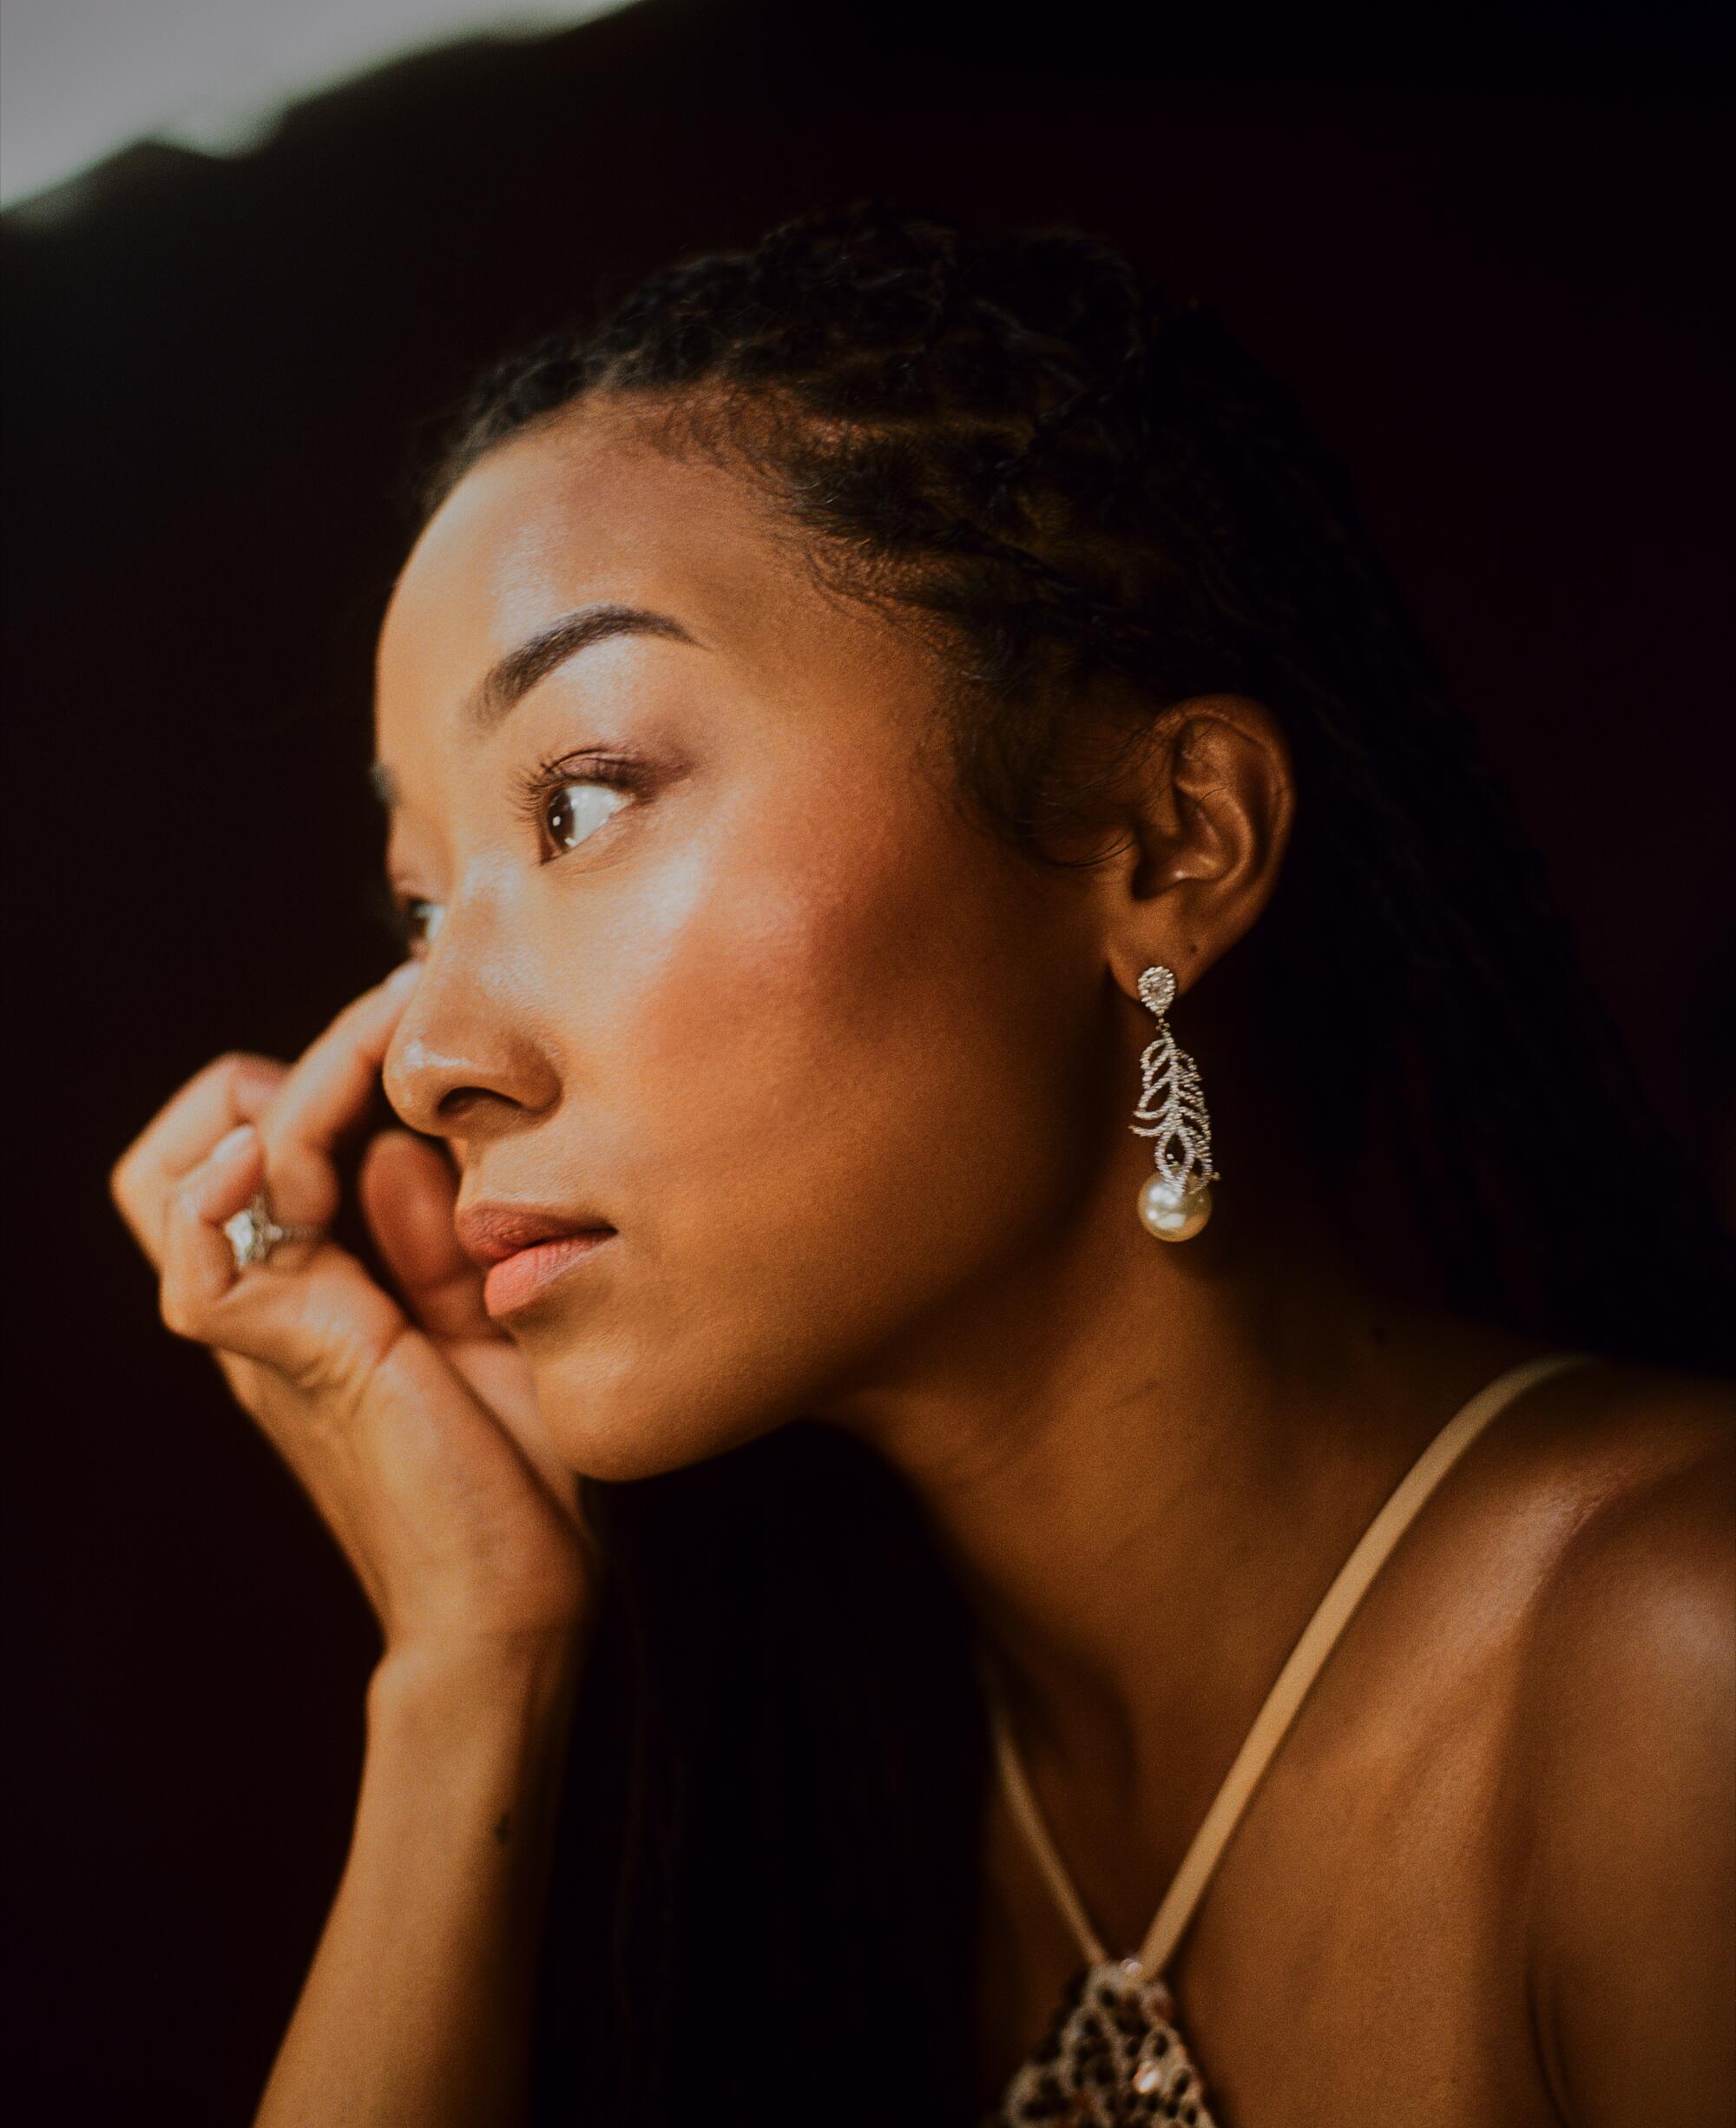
[529,1338,796,1485]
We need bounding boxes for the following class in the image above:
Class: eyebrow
[370,601,700,810]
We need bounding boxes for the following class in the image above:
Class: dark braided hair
[410,201,1736,2125]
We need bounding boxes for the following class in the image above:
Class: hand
[110,965,595,1661]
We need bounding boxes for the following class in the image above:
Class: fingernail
[384,959,424,993]
[212,1123,257,1162]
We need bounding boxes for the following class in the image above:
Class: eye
[542,779,628,852]
[399,897,444,948]
[511,749,641,856]
[366,875,444,955]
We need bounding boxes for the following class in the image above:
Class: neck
[821,1151,1532,1936]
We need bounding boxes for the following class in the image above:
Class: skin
[111,397,1734,2125]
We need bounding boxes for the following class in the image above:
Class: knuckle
[108,1152,135,1214]
[214,1054,260,1103]
[158,1284,205,1341]
[223,1048,283,1084]
[181,1053,241,1103]
[211,1051,279,1109]
[214,1048,268,1078]
[110,1121,156,1196]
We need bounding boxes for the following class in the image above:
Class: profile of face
[375,401,1160,1482]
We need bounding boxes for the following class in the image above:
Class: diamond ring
[223,1190,323,1272]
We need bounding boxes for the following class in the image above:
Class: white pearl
[1138,1173,1213,1242]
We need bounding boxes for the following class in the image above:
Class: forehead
[376,405,870,739]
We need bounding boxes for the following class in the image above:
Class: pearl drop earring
[1130,964,1218,1241]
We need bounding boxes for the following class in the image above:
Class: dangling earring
[1130,964,1218,1241]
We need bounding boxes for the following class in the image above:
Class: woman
[109,203,1733,2126]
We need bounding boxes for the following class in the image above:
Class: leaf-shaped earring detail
[1130,965,1218,1241]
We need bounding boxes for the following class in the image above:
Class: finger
[158,1117,403,1393]
[358,1129,498,1344]
[252,961,424,1233]
[111,1052,289,1268]
[156,1122,267,1340]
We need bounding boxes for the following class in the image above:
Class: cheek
[603,795,1097,1356]
[535,870,1069,1474]
[517,776,1115,1474]
[652,807,985,1160]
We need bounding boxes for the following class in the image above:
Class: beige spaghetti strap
[983,1347,1599,1978]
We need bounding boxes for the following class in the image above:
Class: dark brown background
[10,2,1733,2118]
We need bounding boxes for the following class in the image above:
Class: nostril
[435,1085,501,1127]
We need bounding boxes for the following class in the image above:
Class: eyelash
[379,749,643,951]
[508,747,642,839]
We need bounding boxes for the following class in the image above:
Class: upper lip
[454,1202,615,1268]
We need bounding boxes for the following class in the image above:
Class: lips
[455,1202,618,1321]
[455,1202,615,1269]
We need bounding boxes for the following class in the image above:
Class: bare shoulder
[1513,1355,1733,1762]
[1519,1356,1733,1663]
[1507,1358,1735,2125]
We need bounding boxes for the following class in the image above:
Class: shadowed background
[9,2,1733,2118]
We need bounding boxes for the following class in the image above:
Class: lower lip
[483,1231,615,1319]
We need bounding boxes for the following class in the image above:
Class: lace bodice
[986,1954,1217,2125]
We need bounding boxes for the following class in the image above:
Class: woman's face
[375,403,1113,1479]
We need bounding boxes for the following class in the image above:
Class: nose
[381,950,559,1140]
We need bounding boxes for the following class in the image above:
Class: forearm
[254,1636,583,2128]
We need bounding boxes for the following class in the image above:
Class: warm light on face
[371,407,1107,1482]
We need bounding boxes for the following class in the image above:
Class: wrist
[368,1627,584,1738]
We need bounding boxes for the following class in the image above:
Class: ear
[1091,694,1296,1004]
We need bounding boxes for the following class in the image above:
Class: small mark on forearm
[493,1811,512,1845]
